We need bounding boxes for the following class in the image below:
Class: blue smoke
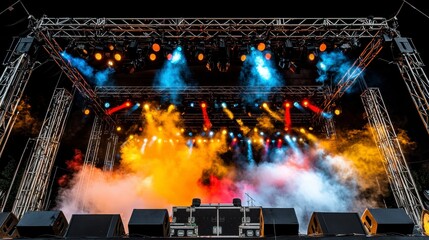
[153,47,190,105]
[239,48,283,104]
[61,51,113,86]
[316,50,363,94]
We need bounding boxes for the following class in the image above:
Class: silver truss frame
[34,17,389,40]
[361,87,425,231]
[11,88,73,218]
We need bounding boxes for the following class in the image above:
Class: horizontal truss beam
[34,17,390,40]
[94,85,326,98]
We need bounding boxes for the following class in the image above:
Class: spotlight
[240,54,247,62]
[152,42,161,52]
[166,53,173,61]
[149,53,157,61]
[319,42,327,52]
[83,108,91,115]
[194,45,206,62]
[107,59,114,67]
[308,52,316,61]
[74,44,89,59]
[334,108,342,115]
[257,42,266,51]
[302,100,309,107]
[196,52,204,61]
[238,45,249,62]
[94,52,103,61]
[113,52,122,62]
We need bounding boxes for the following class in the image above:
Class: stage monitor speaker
[261,208,299,236]
[128,209,170,237]
[361,208,414,235]
[0,212,19,238]
[16,210,68,238]
[307,212,366,236]
[65,214,125,238]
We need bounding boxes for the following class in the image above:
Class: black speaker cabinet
[0,212,18,238]
[261,208,299,236]
[361,208,414,235]
[65,214,125,238]
[307,212,366,236]
[16,210,68,238]
[128,209,170,237]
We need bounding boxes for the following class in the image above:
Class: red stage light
[303,100,309,107]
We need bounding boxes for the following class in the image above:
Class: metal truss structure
[11,88,73,218]
[0,53,34,158]
[361,87,425,231]
[1,17,428,232]
[35,17,389,40]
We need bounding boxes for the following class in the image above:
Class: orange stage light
[257,42,266,51]
[152,43,161,52]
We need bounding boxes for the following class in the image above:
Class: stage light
[196,52,204,61]
[113,52,122,61]
[302,100,309,107]
[107,59,114,67]
[74,44,89,59]
[94,52,103,61]
[166,53,173,61]
[319,42,327,52]
[238,45,249,62]
[334,108,341,115]
[149,53,157,61]
[240,54,247,62]
[308,52,316,61]
[152,42,161,52]
[83,108,91,115]
[143,103,150,110]
[264,52,272,60]
[107,43,115,51]
[257,42,266,51]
